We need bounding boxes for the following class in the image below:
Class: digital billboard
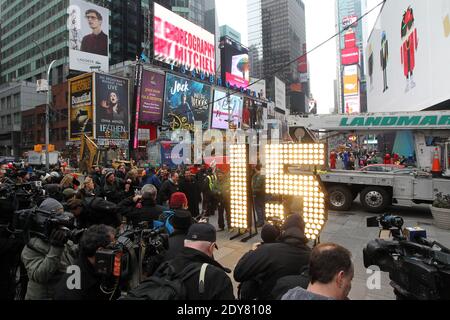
[367,0,450,112]
[138,69,165,124]
[220,36,250,89]
[153,3,216,76]
[242,98,266,130]
[67,0,109,73]
[211,90,243,130]
[94,74,130,141]
[68,73,94,141]
[274,77,286,112]
[344,95,361,114]
[343,65,359,96]
[163,74,213,131]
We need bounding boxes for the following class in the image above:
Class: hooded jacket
[21,237,78,300]
[233,226,311,300]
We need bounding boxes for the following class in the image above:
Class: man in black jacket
[54,224,120,300]
[233,214,311,300]
[179,170,201,218]
[118,184,165,227]
[155,223,235,300]
[163,193,194,262]
[103,171,124,204]
[157,171,179,205]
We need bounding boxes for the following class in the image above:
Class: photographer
[20,198,78,300]
[54,224,119,300]
[234,214,311,300]
[118,184,164,227]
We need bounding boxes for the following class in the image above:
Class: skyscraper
[247,0,308,112]
[336,0,368,113]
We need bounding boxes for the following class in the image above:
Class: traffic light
[48,144,55,152]
[34,144,42,152]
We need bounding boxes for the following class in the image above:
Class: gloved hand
[49,228,69,248]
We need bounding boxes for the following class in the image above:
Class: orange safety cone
[431,147,441,176]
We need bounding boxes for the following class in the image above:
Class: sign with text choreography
[153,3,216,76]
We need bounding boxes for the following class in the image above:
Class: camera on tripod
[363,213,450,300]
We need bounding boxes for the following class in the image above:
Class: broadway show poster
[95,73,130,140]
[163,73,212,131]
[139,70,165,123]
[211,90,243,130]
[68,73,94,140]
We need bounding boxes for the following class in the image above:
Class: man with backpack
[123,223,235,300]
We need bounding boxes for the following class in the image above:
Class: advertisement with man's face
[95,74,129,140]
[163,74,212,131]
[67,0,109,73]
[211,90,243,130]
[68,73,94,141]
[220,37,250,89]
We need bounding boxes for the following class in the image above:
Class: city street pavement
[210,201,450,300]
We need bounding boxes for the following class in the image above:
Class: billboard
[68,73,94,141]
[344,95,361,114]
[211,90,243,130]
[343,15,358,28]
[153,3,215,76]
[274,77,286,112]
[163,74,213,131]
[242,98,266,130]
[341,47,359,65]
[139,70,165,124]
[343,65,359,96]
[220,37,250,89]
[67,0,109,73]
[367,0,450,112]
[249,78,266,100]
[95,74,130,141]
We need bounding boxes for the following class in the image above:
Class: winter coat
[233,227,311,300]
[157,179,179,205]
[162,230,189,262]
[118,198,165,227]
[179,180,202,217]
[157,247,235,300]
[54,256,121,300]
[103,180,124,204]
[21,237,78,300]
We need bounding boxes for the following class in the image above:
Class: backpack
[120,261,209,300]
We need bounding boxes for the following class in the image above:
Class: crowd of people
[0,161,355,301]
[329,149,415,170]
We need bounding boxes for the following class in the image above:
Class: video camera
[363,214,450,300]
[10,206,84,244]
[94,222,169,289]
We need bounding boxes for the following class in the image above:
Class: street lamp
[33,40,56,171]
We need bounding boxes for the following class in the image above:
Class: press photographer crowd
[1,161,449,301]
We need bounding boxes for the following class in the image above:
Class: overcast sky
[216,0,382,114]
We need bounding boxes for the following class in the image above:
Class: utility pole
[33,40,56,171]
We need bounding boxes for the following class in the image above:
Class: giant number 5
[265,144,327,240]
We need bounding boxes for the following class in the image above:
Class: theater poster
[163,73,212,131]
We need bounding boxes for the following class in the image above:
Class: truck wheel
[328,186,353,211]
[360,187,391,213]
